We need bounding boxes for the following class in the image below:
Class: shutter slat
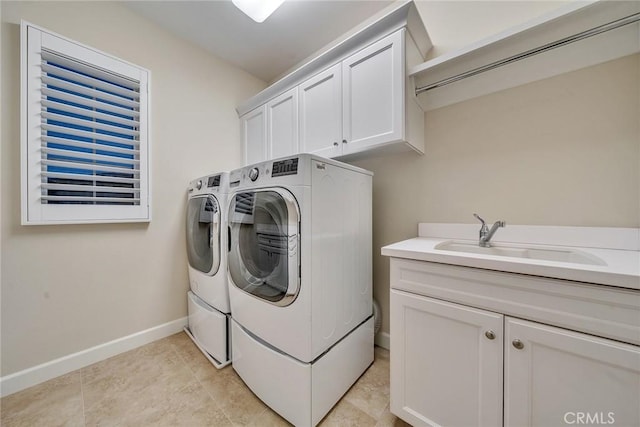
[42,111,140,138]
[42,159,140,175]
[42,183,140,193]
[41,195,141,203]
[42,100,139,128]
[42,49,139,90]
[42,147,140,166]
[42,123,139,147]
[42,87,140,118]
[42,171,140,185]
[41,63,140,100]
[42,136,140,156]
[42,76,140,109]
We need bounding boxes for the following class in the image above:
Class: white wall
[1,1,265,377]
[2,0,638,381]
[349,2,640,338]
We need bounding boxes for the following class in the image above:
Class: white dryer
[185,172,231,368]
[227,154,374,426]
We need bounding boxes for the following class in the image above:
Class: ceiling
[124,0,395,83]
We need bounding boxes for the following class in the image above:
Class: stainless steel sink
[434,241,607,266]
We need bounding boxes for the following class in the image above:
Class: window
[21,22,150,224]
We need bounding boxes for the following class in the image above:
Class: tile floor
[0,332,410,426]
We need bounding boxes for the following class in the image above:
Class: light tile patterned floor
[0,332,410,426]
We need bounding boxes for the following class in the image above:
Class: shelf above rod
[415,12,640,96]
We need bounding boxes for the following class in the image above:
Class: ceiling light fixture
[232,0,285,23]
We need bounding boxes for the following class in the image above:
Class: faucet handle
[473,213,486,225]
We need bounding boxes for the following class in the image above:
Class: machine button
[249,167,259,181]
[196,180,203,190]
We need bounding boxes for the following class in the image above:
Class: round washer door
[186,194,221,275]
[228,188,300,306]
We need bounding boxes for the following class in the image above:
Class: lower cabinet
[505,318,640,427]
[391,288,640,427]
[390,290,503,426]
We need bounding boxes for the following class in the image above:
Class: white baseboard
[375,331,390,350]
[0,317,188,398]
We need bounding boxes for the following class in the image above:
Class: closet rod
[415,12,640,95]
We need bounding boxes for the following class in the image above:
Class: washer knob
[249,167,259,181]
[196,180,203,190]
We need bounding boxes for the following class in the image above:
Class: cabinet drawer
[390,258,640,345]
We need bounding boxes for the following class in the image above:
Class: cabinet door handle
[485,330,496,340]
[333,142,339,147]
[342,139,347,144]
[512,339,524,350]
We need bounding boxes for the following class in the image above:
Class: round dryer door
[228,188,300,306]
[186,195,221,275]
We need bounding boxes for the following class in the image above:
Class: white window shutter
[21,22,151,224]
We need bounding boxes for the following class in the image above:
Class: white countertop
[381,225,640,290]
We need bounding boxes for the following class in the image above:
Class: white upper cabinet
[241,105,267,165]
[299,31,408,159]
[342,30,404,157]
[299,63,342,158]
[242,89,299,164]
[237,1,432,165]
[267,88,299,160]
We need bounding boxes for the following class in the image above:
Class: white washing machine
[227,154,374,426]
[185,172,231,368]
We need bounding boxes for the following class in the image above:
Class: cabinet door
[241,106,266,165]
[342,30,404,156]
[299,63,342,158]
[505,317,640,427]
[390,290,503,427]
[267,87,298,160]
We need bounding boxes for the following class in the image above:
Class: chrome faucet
[473,213,506,247]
